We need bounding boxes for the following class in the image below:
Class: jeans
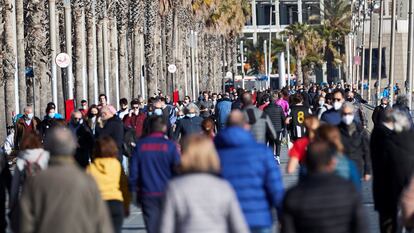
[141,196,163,233]
[250,227,273,233]
[106,200,124,233]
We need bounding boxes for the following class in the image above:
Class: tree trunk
[109,18,119,108]
[117,0,129,101]
[73,0,86,106]
[97,21,105,96]
[3,0,16,125]
[86,0,98,104]
[297,57,304,85]
[16,0,26,111]
[145,0,159,97]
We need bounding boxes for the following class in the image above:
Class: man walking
[215,110,284,233]
[282,141,367,233]
[129,117,180,233]
[18,127,113,233]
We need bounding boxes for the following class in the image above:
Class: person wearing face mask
[316,96,328,119]
[123,99,147,139]
[321,90,345,125]
[372,97,391,126]
[338,102,372,182]
[117,98,130,120]
[86,105,101,136]
[79,99,89,118]
[96,106,125,160]
[173,103,203,141]
[40,102,65,139]
[14,106,41,151]
[68,111,94,168]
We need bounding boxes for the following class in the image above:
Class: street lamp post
[389,0,396,106]
[377,0,384,105]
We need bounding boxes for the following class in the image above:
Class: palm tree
[2,0,17,125]
[117,0,130,100]
[283,23,312,85]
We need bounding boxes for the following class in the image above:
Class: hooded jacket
[214,127,284,228]
[87,158,124,202]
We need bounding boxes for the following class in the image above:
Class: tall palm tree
[117,0,130,100]
[129,0,145,97]
[283,23,312,85]
[2,0,17,125]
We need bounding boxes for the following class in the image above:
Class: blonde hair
[179,135,220,174]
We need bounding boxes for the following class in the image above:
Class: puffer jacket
[215,127,284,228]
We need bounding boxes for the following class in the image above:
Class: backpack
[22,152,44,179]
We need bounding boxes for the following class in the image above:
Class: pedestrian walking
[215,92,232,131]
[9,133,49,231]
[338,102,371,181]
[372,97,391,126]
[321,89,345,125]
[173,103,203,141]
[286,116,319,175]
[159,135,249,233]
[129,117,180,233]
[97,106,125,160]
[282,141,368,233]
[241,92,276,144]
[316,124,361,190]
[123,99,147,139]
[116,98,129,120]
[215,110,284,233]
[264,92,286,162]
[287,93,312,141]
[87,136,130,233]
[14,106,41,151]
[370,109,397,233]
[18,127,113,233]
[68,111,94,168]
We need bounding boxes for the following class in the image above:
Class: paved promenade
[122,147,380,233]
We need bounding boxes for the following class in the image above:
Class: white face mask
[333,101,343,110]
[318,100,325,106]
[342,115,354,125]
[187,113,196,118]
[154,109,163,116]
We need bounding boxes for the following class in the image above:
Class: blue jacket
[214,127,284,228]
[320,108,342,125]
[129,133,180,197]
[215,98,232,131]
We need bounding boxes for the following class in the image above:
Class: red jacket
[123,113,147,139]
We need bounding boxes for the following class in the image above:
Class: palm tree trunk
[3,0,17,125]
[109,17,119,108]
[97,21,105,96]
[297,57,304,85]
[86,0,98,103]
[73,0,86,106]
[118,0,129,101]
[16,0,26,110]
[145,0,159,97]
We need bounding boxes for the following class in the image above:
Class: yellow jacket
[87,158,124,202]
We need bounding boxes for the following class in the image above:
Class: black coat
[388,130,414,214]
[370,124,395,213]
[372,105,391,126]
[69,122,94,168]
[264,102,286,132]
[339,122,371,175]
[96,116,124,158]
[173,116,203,140]
[282,173,367,233]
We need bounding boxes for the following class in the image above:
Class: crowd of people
[0,82,414,233]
